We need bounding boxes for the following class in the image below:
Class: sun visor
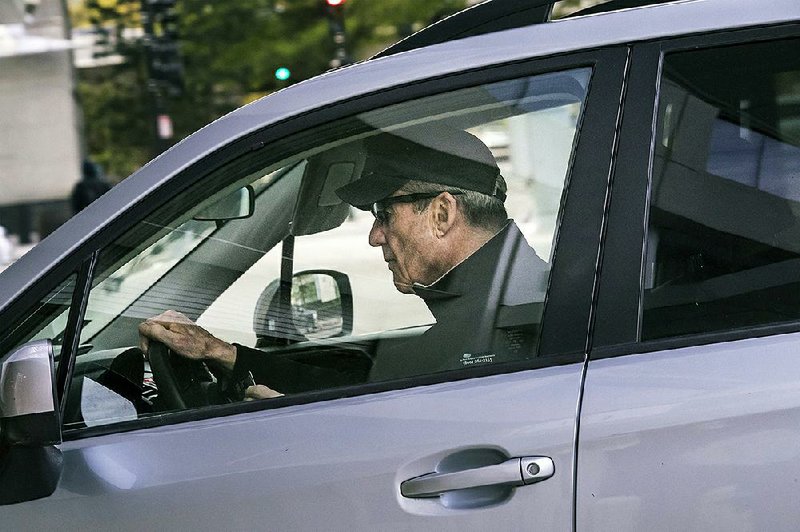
[291,139,366,236]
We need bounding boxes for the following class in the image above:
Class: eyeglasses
[370,191,463,225]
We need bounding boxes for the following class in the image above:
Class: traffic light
[321,0,349,68]
[148,42,183,94]
[142,0,183,96]
[142,0,179,39]
[323,0,346,31]
[275,67,291,81]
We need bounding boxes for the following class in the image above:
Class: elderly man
[140,129,548,399]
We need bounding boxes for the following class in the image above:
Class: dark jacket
[233,221,548,392]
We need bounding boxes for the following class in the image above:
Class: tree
[72,0,471,178]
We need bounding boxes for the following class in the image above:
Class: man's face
[368,195,444,294]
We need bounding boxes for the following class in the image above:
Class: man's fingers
[140,310,192,336]
[244,385,284,400]
[138,320,156,353]
[138,318,167,341]
[139,334,149,354]
[138,320,186,354]
[158,309,193,324]
[139,310,226,363]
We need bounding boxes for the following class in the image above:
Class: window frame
[2,46,628,441]
[592,22,800,361]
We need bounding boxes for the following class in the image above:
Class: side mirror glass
[254,269,353,345]
[290,270,352,339]
[193,185,255,221]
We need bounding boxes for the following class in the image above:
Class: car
[3,0,800,528]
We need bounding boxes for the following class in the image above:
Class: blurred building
[0,0,81,244]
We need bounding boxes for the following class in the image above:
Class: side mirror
[0,339,63,505]
[254,270,353,346]
[193,185,255,221]
[291,270,353,339]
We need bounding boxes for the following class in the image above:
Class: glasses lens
[371,202,389,225]
[370,192,449,225]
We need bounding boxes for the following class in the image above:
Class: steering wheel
[147,341,219,411]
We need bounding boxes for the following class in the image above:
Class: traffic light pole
[141,0,182,156]
[324,0,350,68]
[148,81,172,156]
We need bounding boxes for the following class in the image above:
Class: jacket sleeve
[232,343,366,394]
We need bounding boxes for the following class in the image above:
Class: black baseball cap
[335,127,504,210]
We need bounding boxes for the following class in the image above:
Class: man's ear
[430,192,458,238]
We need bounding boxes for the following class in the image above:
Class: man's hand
[138,310,237,371]
[244,385,284,400]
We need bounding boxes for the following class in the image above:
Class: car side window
[0,275,77,361]
[63,67,592,429]
[643,37,800,339]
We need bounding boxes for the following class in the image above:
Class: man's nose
[368,219,386,247]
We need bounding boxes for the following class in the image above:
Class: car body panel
[4,364,583,530]
[578,333,800,530]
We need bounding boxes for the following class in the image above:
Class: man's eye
[375,210,391,225]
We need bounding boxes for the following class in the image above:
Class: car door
[0,47,627,529]
[579,27,800,530]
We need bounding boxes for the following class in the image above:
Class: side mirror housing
[0,339,63,505]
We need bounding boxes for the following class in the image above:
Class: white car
[3,0,800,529]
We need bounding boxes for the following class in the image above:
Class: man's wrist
[208,340,237,371]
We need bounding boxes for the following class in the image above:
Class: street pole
[140,0,181,157]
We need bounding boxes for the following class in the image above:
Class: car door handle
[400,456,554,498]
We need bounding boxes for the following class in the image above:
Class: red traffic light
[326,0,345,5]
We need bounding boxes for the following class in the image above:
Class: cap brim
[335,173,408,210]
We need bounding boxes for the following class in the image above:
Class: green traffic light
[275,67,291,81]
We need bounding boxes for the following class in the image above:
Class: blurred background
[0,0,594,265]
